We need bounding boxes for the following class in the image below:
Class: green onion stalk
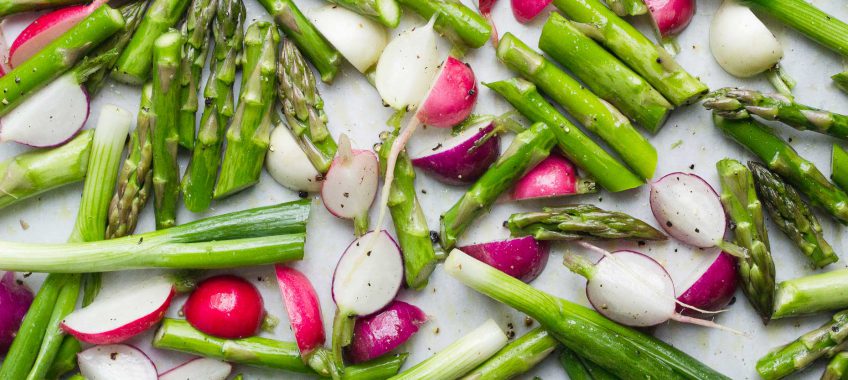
[757,310,848,380]
[462,327,558,379]
[326,0,400,27]
[559,347,620,380]
[741,0,848,58]
[824,352,848,380]
[395,0,491,50]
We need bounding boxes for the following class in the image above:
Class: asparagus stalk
[377,129,437,289]
[0,0,82,17]
[278,38,337,174]
[395,0,491,49]
[327,0,400,27]
[824,352,848,380]
[605,0,646,16]
[462,327,558,379]
[559,347,620,380]
[507,205,667,241]
[539,12,672,133]
[485,78,644,192]
[497,33,656,179]
[257,0,341,83]
[741,0,848,57]
[112,0,192,84]
[551,0,707,106]
[440,122,557,250]
[25,274,81,380]
[153,318,407,379]
[773,269,848,319]
[84,0,147,95]
[445,250,731,380]
[714,115,848,225]
[0,130,92,210]
[0,6,125,116]
[834,72,848,94]
[214,22,278,199]
[749,161,837,268]
[833,144,848,192]
[757,310,848,380]
[716,158,775,323]
[151,30,184,229]
[176,0,218,150]
[704,88,848,140]
[44,335,81,379]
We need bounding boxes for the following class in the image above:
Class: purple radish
[510,153,594,201]
[321,134,378,234]
[650,172,729,250]
[0,72,89,147]
[159,358,232,380]
[676,249,738,316]
[511,0,552,23]
[410,119,499,185]
[78,344,158,380]
[458,236,549,282]
[347,300,427,363]
[0,271,33,354]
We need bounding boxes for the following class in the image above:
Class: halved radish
[645,0,695,38]
[9,0,106,67]
[321,134,379,236]
[78,344,157,380]
[676,249,738,315]
[375,18,440,111]
[0,72,89,147]
[184,275,265,339]
[266,126,323,193]
[347,300,427,363]
[650,172,727,249]
[159,358,232,380]
[511,0,552,23]
[510,153,596,201]
[275,265,326,359]
[309,5,388,73]
[410,120,499,185]
[710,0,783,78]
[458,236,549,282]
[0,271,33,354]
[61,275,174,344]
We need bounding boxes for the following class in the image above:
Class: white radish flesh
[332,230,403,316]
[78,344,158,380]
[0,73,89,147]
[266,126,323,193]
[159,358,232,380]
[375,18,439,110]
[650,172,726,248]
[321,135,379,220]
[710,0,783,77]
[310,6,388,73]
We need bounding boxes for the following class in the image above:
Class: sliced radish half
[347,300,427,363]
[375,18,439,110]
[511,0,552,23]
[9,0,105,67]
[266,126,323,193]
[676,249,738,315]
[159,358,232,380]
[321,134,379,235]
[410,120,499,185]
[510,153,596,200]
[275,264,326,359]
[310,5,388,73]
[645,0,695,38]
[650,172,726,248]
[78,344,157,380]
[458,236,549,282]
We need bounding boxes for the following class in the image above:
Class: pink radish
[511,0,552,23]
[410,119,499,185]
[321,134,379,236]
[645,0,695,38]
[510,153,596,201]
[184,275,265,339]
[676,249,738,316]
[9,0,106,67]
[61,275,174,345]
[477,0,499,44]
[347,300,427,363]
[458,236,549,282]
[78,344,158,380]
[0,272,33,353]
[159,358,232,380]
[275,265,326,359]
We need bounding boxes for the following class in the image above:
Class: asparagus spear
[84,0,147,95]
[112,0,192,84]
[605,0,646,16]
[0,0,82,17]
[257,0,341,83]
[773,269,848,319]
[151,30,184,229]
[181,0,245,212]
[278,38,337,174]
[176,0,218,150]
[327,0,400,27]
[377,130,437,290]
[749,161,837,268]
[154,318,407,379]
[485,78,644,192]
[559,347,620,380]
[834,72,848,94]
[44,335,81,379]
[714,115,848,225]
[497,33,657,179]
[395,0,491,49]
[717,158,775,323]
[741,0,848,57]
[215,22,278,199]
[462,327,558,379]
[0,6,125,116]
[440,122,558,250]
[551,0,707,106]
[757,310,848,380]
[824,352,848,380]
[539,12,672,133]
[834,145,848,192]
[25,273,81,380]
[704,88,848,140]
[507,205,666,241]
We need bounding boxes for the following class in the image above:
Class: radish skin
[510,153,593,200]
[347,300,427,363]
[677,250,738,315]
[458,237,550,282]
[184,275,265,339]
[511,0,552,24]
[275,265,326,359]
[78,344,158,380]
[645,0,695,37]
[310,6,388,73]
[0,272,33,353]
[650,172,727,249]
[410,121,499,185]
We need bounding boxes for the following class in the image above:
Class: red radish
[410,120,499,185]
[0,72,89,147]
[458,236,549,282]
[511,0,552,23]
[9,0,106,67]
[650,172,731,250]
[275,265,326,359]
[61,275,174,344]
[510,153,595,201]
[645,0,695,38]
[0,271,33,353]
[477,0,499,44]
[676,249,738,315]
[321,134,379,234]
[184,275,265,339]
[159,358,232,380]
[347,300,427,363]
[78,344,157,380]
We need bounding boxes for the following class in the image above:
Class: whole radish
[321,134,379,236]
[410,118,499,185]
[9,0,107,67]
[184,275,265,339]
[458,236,550,282]
[0,272,33,353]
[347,300,427,363]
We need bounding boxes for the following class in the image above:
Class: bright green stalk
[0,130,91,210]
[177,0,217,149]
[749,161,837,268]
[507,205,666,241]
[25,274,81,380]
[84,1,147,95]
[485,78,644,192]
[214,22,278,199]
[757,310,848,380]
[773,269,848,319]
[151,30,183,229]
[440,122,558,250]
[67,374,85,380]
[824,352,848,380]
[0,0,82,17]
[257,0,341,83]
[834,72,848,94]
[327,0,399,27]
[551,0,707,106]
[497,33,656,178]
[44,336,81,380]
[741,0,848,57]
[605,0,646,16]
[0,6,125,116]
[539,12,672,133]
[395,0,491,49]
[714,115,848,225]
[559,347,620,380]
[462,328,557,379]
[717,158,775,323]
[112,0,192,84]
[833,144,848,192]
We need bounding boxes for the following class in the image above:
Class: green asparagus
[25,274,80,380]
[327,0,400,27]
[151,30,183,229]
[463,328,558,379]
[507,205,666,241]
[773,269,848,319]
[176,0,218,149]
[0,0,82,17]
[741,0,848,57]
[84,0,147,95]
[834,72,848,94]
[395,0,491,49]
[824,352,848,380]
[832,144,848,192]
[44,336,81,379]
[559,347,620,380]
[757,310,848,380]
[605,0,646,16]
